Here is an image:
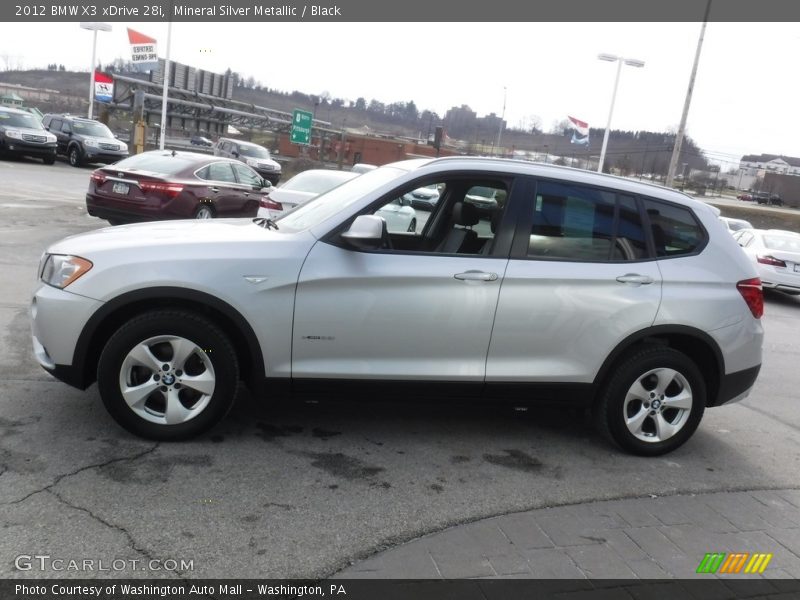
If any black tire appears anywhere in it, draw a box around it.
[43,155,56,165]
[407,218,417,233]
[68,146,83,167]
[594,345,706,456]
[97,310,239,440]
[194,204,215,219]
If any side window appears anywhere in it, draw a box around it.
[737,231,754,247]
[641,198,705,257]
[367,178,508,254]
[232,163,262,187]
[202,162,237,183]
[61,121,71,133]
[49,119,62,131]
[528,182,647,262]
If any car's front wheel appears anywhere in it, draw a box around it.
[97,310,239,440]
[595,345,705,456]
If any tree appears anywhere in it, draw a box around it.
[354,97,366,111]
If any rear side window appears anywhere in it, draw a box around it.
[641,198,705,257]
[528,181,647,262]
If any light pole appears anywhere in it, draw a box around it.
[596,53,644,173]
[494,86,507,157]
[80,22,112,120]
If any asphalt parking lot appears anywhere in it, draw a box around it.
[1,158,799,580]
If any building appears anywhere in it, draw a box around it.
[739,154,800,177]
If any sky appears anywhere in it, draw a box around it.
[0,21,797,169]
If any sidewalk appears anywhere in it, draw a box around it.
[336,490,800,580]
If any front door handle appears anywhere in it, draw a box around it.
[616,273,654,285]
[209,187,220,193]
[454,271,498,282]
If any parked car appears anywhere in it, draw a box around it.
[190,135,213,147]
[32,157,763,456]
[733,228,800,295]
[737,192,753,202]
[42,113,128,167]
[403,184,440,211]
[214,137,281,185]
[85,150,271,225]
[754,192,783,206]
[719,216,753,233]
[257,168,418,231]
[256,169,359,219]
[0,106,57,164]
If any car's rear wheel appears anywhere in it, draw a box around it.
[194,205,215,219]
[594,345,705,456]
[97,310,239,440]
[68,146,83,167]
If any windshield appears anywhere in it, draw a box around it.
[282,171,356,194]
[763,234,800,253]
[0,112,44,129]
[72,120,114,138]
[238,144,270,159]
[110,153,197,176]
[278,167,407,232]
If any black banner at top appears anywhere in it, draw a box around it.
[3,0,800,22]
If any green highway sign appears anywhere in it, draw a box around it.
[291,109,313,145]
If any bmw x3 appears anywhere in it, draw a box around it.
[30,157,764,455]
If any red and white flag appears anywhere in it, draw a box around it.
[568,115,590,145]
[128,28,159,71]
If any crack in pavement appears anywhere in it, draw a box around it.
[4,442,192,579]
[6,443,160,506]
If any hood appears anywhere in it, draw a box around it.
[244,157,281,170]
[47,218,297,256]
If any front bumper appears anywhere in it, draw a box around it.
[82,149,128,164]
[1,138,57,158]
[31,283,103,389]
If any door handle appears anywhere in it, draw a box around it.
[616,273,654,285]
[209,187,220,193]
[454,271,498,282]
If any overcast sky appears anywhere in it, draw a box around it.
[0,21,796,168]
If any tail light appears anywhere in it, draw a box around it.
[138,181,184,199]
[90,171,106,185]
[259,197,283,211]
[737,277,763,319]
[757,255,786,268]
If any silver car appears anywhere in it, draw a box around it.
[31,157,763,455]
[733,228,800,295]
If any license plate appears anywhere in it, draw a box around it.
[112,182,129,195]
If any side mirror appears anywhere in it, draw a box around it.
[232,152,239,158]
[341,215,386,250]
[260,179,272,191]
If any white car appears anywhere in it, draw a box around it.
[733,228,800,295]
[31,157,763,455]
[719,216,753,233]
[258,168,417,232]
[257,169,358,218]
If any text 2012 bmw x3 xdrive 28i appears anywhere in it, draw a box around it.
[30,158,764,455]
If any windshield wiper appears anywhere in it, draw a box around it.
[253,217,279,230]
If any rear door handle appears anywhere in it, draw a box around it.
[209,187,220,193]
[616,273,654,285]
[454,271,498,282]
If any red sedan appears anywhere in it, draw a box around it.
[86,150,272,225]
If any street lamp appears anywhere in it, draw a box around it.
[596,53,644,173]
[80,22,112,120]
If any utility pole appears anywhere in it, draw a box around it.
[666,0,712,188]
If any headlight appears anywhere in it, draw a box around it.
[40,254,93,288]
[84,138,99,148]
[246,158,258,167]
[46,134,57,144]
[4,128,22,139]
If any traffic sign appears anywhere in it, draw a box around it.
[291,109,313,145]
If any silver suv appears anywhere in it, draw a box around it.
[214,137,281,185]
[30,158,763,455]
